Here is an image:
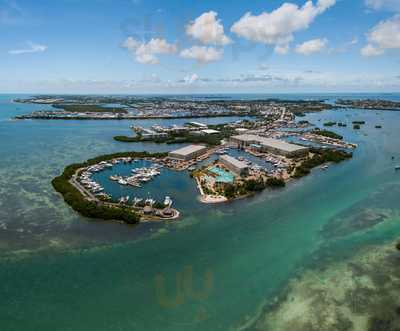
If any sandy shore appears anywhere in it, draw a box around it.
[198,195,228,204]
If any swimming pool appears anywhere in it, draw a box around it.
[209,166,235,183]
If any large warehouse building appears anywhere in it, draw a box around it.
[168,145,208,161]
[219,155,249,176]
[230,134,309,157]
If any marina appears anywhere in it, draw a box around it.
[1,93,400,331]
[71,156,180,221]
[4,0,400,329]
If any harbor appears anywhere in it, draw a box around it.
[2,93,400,331]
[73,156,180,221]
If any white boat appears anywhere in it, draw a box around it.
[118,196,130,204]
[164,196,172,206]
[145,198,155,206]
[118,179,128,185]
[133,197,143,205]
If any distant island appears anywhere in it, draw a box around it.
[336,99,400,111]
[14,95,335,120]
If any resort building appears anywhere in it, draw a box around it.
[191,129,220,136]
[168,145,208,161]
[201,129,220,135]
[230,134,309,158]
[189,121,208,129]
[219,155,249,176]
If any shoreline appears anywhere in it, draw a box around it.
[52,151,180,224]
[14,113,255,121]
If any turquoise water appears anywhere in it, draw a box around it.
[92,160,198,208]
[209,166,235,183]
[1,94,400,330]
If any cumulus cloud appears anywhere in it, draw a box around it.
[365,0,400,11]
[180,46,223,63]
[186,11,231,46]
[258,63,269,70]
[183,73,199,84]
[361,15,400,56]
[122,37,177,64]
[231,0,336,53]
[9,41,47,55]
[295,38,328,55]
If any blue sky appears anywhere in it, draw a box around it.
[1,0,399,93]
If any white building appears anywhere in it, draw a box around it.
[168,145,208,161]
[189,121,208,128]
[231,134,309,157]
[219,155,249,176]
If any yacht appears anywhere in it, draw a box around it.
[145,198,155,206]
[164,196,172,206]
[118,196,130,204]
[132,197,142,205]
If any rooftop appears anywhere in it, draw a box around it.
[201,129,220,134]
[189,121,208,128]
[219,154,249,170]
[231,134,308,153]
[169,144,207,156]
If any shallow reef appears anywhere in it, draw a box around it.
[322,183,400,239]
[252,242,400,331]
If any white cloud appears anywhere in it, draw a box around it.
[184,73,199,84]
[180,46,223,63]
[365,0,400,11]
[258,63,269,70]
[9,41,47,55]
[186,11,231,46]
[274,44,290,55]
[361,44,384,56]
[361,15,400,56]
[295,38,328,55]
[122,37,177,64]
[231,0,336,53]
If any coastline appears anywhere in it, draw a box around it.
[52,151,180,224]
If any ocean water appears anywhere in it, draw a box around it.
[0,94,400,330]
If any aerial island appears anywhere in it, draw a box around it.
[336,99,400,111]
[14,95,335,120]
[15,95,358,224]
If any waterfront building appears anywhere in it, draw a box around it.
[219,155,249,176]
[201,129,220,135]
[168,145,208,161]
[230,134,308,157]
[191,129,220,136]
[170,125,189,133]
[189,121,208,128]
[142,132,169,139]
